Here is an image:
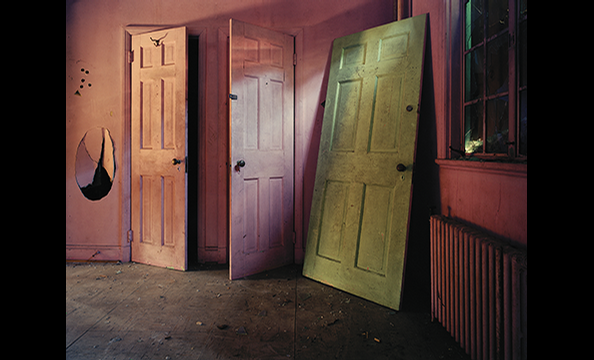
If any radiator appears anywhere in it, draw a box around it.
[430,215,527,360]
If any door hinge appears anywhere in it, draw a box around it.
[127,50,134,63]
[293,53,297,66]
[229,94,238,100]
[127,229,133,243]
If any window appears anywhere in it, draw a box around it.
[463,0,527,157]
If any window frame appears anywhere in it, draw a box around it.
[457,0,526,159]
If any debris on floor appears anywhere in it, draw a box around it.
[279,299,292,306]
[66,262,472,360]
[325,319,339,326]
[298,293,311,301]
[108,336,122,344]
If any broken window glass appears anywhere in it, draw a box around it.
[486,34,508,96]
[464,102,483,154]
[485,96,508,153]
[465,0,484,50]
[465,46,484,102]
[75,127,115,201]
[487,0,509,37]
[462,0,526,158]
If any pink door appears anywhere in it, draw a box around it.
[131,27,188,270]
[228,19,295,279]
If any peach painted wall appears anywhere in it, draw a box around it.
[411,0,527,248]
[66,0,527,264]
[66,0,396,262]
[437,161,527,247]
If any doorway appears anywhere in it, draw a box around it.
[187,35,199,268]
[128,25,298,273]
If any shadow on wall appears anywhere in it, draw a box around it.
[401,13,440,312]
[75,127,116,201]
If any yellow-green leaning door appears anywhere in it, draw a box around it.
[302,14,427,310]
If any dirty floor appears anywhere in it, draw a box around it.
[66,262,470,360]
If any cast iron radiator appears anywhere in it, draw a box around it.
[430,215,527,360]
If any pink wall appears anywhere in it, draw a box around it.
[410,0,527,248]
[66,0,526,263]
[66,0,396,262]
[437,161,527,247]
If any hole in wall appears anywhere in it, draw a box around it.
[75,127,116,201]
[74,68,91,96]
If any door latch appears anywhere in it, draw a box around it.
[235,159,246,172]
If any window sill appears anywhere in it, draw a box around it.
[435,158,527,178]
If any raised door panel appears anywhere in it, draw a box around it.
[303,15,427,310]
[131,27,187,271]
[229,19,294,279]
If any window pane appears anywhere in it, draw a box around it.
[487,0,509,37]
[465,0,484,50]
[465,46,484,102]
[486,34,508,95]
[519,20,527,87]
[486,96,508,153]
[519,90,527,156]
[464,102,483,154]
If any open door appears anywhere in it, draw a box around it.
[302,15,427,310]
[228,19,295,279]
[131,27,188,270]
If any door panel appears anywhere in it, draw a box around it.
[229,19,294,279]
[131,27,188,270]
[303,15,427,310]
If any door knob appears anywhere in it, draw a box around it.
[172,158,182,165]
[396,163,406,172]
[236,160,246,167]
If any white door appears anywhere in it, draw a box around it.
[131,27,188,270]
[228,19,295,279]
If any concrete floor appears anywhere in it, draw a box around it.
[66,262,471,360]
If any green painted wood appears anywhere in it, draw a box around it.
[302,14,427,310]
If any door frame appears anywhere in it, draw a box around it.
[123,24,304,265]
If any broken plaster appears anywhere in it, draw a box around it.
[75,127,115,201]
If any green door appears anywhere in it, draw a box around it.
[303,14,427,310]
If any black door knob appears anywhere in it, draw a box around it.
[172,158,182,165]
[237,160,246,167]
[396,163,406,172]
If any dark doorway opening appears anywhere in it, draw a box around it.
[187,35,199,268]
